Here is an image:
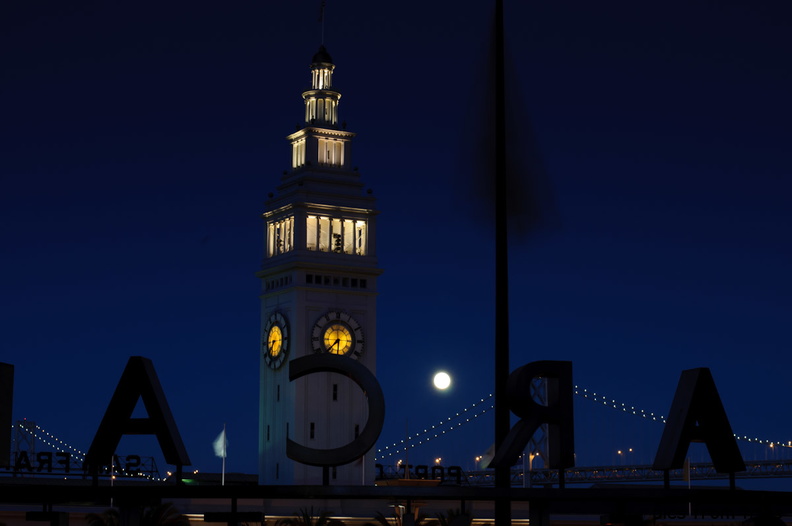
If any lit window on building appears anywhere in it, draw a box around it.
[291,138,306,168]
[267,216,294,257]
[306,215,366,255]
[318,138,343,166]
[312,67,332,90]
[305,98,338,126]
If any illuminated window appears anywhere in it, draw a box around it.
[323,97,337,123]
[291,138,305,168]
[267,216,294,257]
[306,215,367,255]
[355,220,366,255]
[304,97,338,126]
[306,99,314,122]
[312,67,333,90]
[318,138,344,166]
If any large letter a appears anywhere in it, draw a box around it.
[653,367,744,473]
[85,357,191,478]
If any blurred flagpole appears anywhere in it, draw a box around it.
[684,457,691,516]
[493,0,511,525]
[214,424,227,486]
[457,1,556,523]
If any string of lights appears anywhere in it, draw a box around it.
[574,385,667,424]
[375,394,494,461]
[574,384,792,450]
[29,423,86,460]
[14,422,87,461]
[15,422,161,481]
[377,384,792,463]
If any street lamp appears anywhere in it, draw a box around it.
[527,452,536,488]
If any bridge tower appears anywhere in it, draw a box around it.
[257,46,382,485]
[13,420,36,463]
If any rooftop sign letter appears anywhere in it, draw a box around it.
[653,367,745,473]
[487,360,575,470]
[85,356,191,478]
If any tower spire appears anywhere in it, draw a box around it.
[302,46,340,127]
[284,47,352,174]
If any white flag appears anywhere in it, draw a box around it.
[213,429,227,458]
[480,443,496,469]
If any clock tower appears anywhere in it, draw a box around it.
[258,46,382,485]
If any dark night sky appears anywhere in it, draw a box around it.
[2,1,791,479]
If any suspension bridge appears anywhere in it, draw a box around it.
[373,384,792,486]
[4,419,162,481]
[5,384,791,486]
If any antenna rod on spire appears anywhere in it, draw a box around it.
[319,0,327,45]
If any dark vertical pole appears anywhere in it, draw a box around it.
[494,1,511,525]
[0,363,13,468]
[529,502,548,526]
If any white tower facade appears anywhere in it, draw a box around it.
[258,46,382,485]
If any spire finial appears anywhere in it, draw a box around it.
[318,0,327,45]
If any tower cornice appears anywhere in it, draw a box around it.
[262,202,379,221]
[286,127,356,142]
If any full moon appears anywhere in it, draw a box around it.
[433,371,451,390]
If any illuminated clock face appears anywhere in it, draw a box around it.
[311,310,364,359]
[324,324,352,355]
[263,311,289,369]
[268,325,283,355]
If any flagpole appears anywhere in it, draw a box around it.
[685,456,691,516]
[493,1,511,525]
[110,455,114,508]
[221,423,226,487]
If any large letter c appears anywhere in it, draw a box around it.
[286,354,385,467]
